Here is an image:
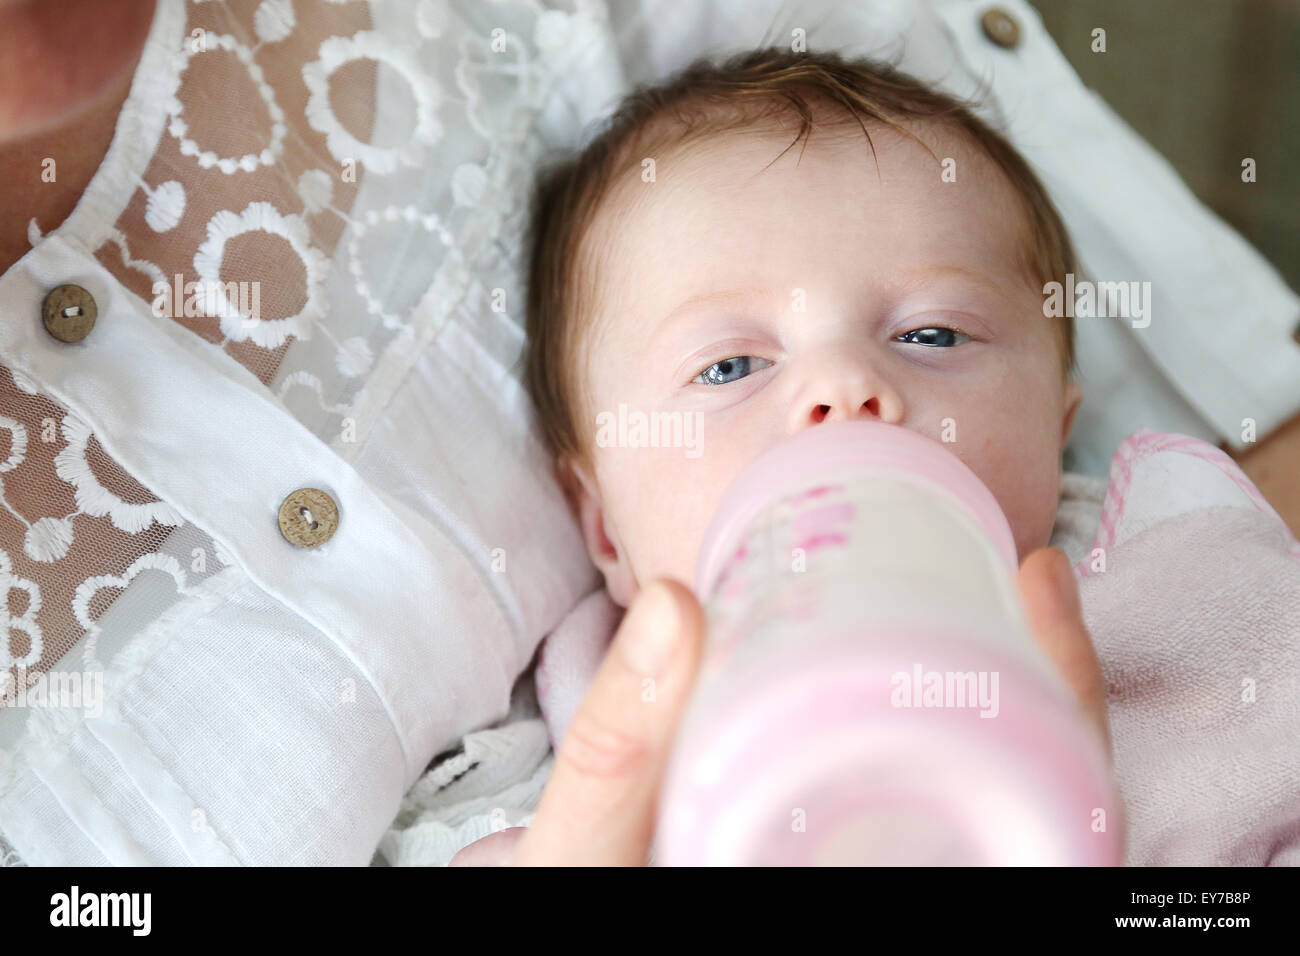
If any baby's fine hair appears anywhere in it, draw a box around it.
[523,47,1079,479]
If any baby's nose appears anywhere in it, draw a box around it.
[789,345,903,432]
[810,396,882,424]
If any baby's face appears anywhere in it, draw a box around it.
[568,119,1083,607]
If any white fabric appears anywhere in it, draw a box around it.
[2,0,1295,867]
[1049,471,1108,567]
[534,586,621,751]
[374,662,552,867]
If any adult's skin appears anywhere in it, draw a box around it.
[0,0,1292,868]
[0,0,157,274]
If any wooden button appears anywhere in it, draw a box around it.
[980,7,1021,49]
[278,487,339,548]
[42,284,98,342]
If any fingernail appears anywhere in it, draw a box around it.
[620,580,679,677]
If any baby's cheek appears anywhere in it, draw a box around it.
[1003,462,1061,560]
[959,432,1059,560]
[611,464,712,586]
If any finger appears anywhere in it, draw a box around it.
[1017,547,1112,755]
[447,827,527,867]
[509,578,706,866]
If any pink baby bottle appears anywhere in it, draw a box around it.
[652,420,1121,866]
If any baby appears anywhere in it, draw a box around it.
[525,47,1080,615]
[516,47,1300,866]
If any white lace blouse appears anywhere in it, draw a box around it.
[0,0,599,865]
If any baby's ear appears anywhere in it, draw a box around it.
[1061,378,1084,447]
[559,453,637,608]
[553,451,586,518]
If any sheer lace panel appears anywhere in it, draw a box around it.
[0,364,230,707]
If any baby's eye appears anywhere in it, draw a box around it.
[896,326,971,348]
[693,356,773,386]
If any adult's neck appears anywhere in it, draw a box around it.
[0,0,157,275]
[0,0,157,143]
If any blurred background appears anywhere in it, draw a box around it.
[1030,0,1299,293]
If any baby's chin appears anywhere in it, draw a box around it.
[1008,503,1058,566]
[965,455,1062,565]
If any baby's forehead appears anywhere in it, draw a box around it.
[588,117,1024,280]
[585,114,1027,294]
[617,109,1008,195]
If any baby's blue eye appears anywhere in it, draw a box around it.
[897,327,971,348]
[694,356,772,385]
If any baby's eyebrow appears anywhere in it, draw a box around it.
[653,267,1006,343]
[653,287,784,342]
[664,287,779,321]
[895,265,1005,300]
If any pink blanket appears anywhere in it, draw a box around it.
[1073,429,1300,864]
[534,429,1300,865]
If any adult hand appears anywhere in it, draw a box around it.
[1017,546,1125,859]
[450,578,705,866]
[1015,546,1112,755]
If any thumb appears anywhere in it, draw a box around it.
[509,578,706,866]
[1017,547,1112,756]
[447,826,527,866]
